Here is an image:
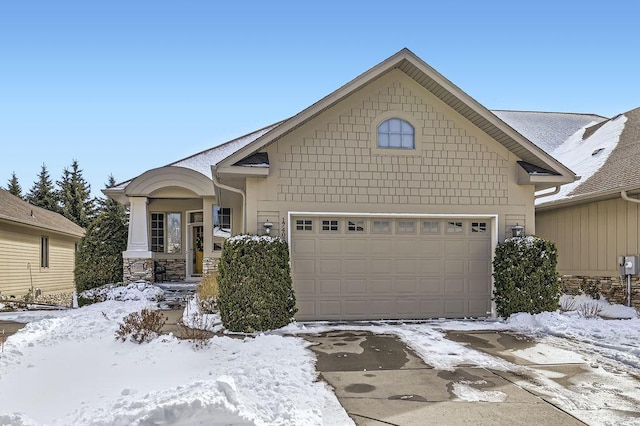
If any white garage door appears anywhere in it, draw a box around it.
[291,216,492,320]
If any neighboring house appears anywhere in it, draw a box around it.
[0,189,84,299]
[535,107,640,309]
[105,48,577,320]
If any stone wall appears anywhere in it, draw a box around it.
[561,275,640,310]
[123,258,153,282]
[154,259,186,282]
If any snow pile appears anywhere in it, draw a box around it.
[79,281,165,303]
[0,301,350,425]
[182,294,223,333]
[451,381,507,402]
[538,114,627,204]
[559,293,638,319]
[227,234,283,244]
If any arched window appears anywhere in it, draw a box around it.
[377,118,414,149]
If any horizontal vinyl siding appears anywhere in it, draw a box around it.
[0,223,77,296]
[536,198,640,277]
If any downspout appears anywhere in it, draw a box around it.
[534,186,561,199]
[212,165,246,234]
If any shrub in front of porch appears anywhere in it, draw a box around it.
[217,235,297,333]
[493,235,561,317]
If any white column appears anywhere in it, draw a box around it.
[123,196,152,258]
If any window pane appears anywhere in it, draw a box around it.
[213,206,232,250]
[397,220,415,234]
[472,222,487,233]
[372,220,390,234]
[402,134,414,148]
[401,121,414,134]
[422,221,440,234]
[348,220,365,232]
[389,133,401,147]
[378,120,389,132]
[447,221,463,233]
[378,133,389,147]
[167,213,181,254]
[151,213,165,252]
[377,118,415,149]
[389,118,401,132]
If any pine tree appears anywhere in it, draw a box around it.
[6,172,23,199]
[26,164,59,212]
[75,175,128,292]
[57,160,95,228]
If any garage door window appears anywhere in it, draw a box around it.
[347,220,365,232]
[371,220,391,234]
[446,221,464,233]
[321,219,339,232]
[296,219,313,231]
[421,220,440,234]
[471,222,487,233]
[397,220,416,234]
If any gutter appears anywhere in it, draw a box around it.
[534,186,561,200]
[211,165,246,234]
[621,190,640,205]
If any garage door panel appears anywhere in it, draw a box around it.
[419,278,444,294]
[294,279,317,295]
[445,259,466,275]
[370,258,393,274]
[395,259,419,275]
[421,259,444,275]
[291,215,492,320]
[292,238,316,256]
[394,239,421,256]
[318,279,341,294]
[319,259,342,274]
[469,239,490,256]
[344,279,367,294]
[444,277,465,294]
[369,299,394,316]
[318,239,341,254]
[370,278,392,293]
[396,278,418,293]
[420,240,444,256]
[344,259,368,275]
[344,239,369,256]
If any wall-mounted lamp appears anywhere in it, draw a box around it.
[263,220,273,235]
[511,224,524,238]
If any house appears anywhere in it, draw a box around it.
[535,107,640,309]
[0,189,84,301]
[104,48,577,320]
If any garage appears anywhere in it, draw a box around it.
[290,215,493,320]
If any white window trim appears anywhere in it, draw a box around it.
[370,111,423,156]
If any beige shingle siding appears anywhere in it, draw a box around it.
[0,222,77,296]
[274,75,510,206]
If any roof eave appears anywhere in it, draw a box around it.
[536,185,640,211]
[0,215,85,238]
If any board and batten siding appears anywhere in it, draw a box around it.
[536,197,640,276]
[0,222,77,296]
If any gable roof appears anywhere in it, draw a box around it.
[537,107,640,209]
[0,189,85,237]
[215,48,576,189]
[493,110,606,153]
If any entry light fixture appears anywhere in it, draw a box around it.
[511,224,524,238]
[263,220,273,235]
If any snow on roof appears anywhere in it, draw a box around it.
[536,114,627,204]
[492,110,607,153]
[169,122,282,176]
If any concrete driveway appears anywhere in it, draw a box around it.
[305,330,585,426]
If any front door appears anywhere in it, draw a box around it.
[193,225,203,275]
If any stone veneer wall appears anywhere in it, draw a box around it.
[203,257,220,276]
[561,275,640,311]
[154,259,186,282]
[276,79,509,205]
[123,258,153,282]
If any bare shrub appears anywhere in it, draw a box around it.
[115,309,167,343]
[197,273,219,314]
[177,314,214,350]
[559,296,577,312]
[577,301,602,319]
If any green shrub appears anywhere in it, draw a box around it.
[217,235,297,332]
[580,278,601,300]
[492,236,561,317]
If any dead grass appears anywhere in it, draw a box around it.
[197,273,219,314]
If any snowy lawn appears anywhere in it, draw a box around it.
[0,289,638,425]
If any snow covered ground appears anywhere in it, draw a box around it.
[1,287,639,425]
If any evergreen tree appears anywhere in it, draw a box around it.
[26,164,59,212]
[57,160,95,228]
[6,172,23,199]
[75,175,128,292]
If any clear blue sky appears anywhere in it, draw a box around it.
[1,0,639,198]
